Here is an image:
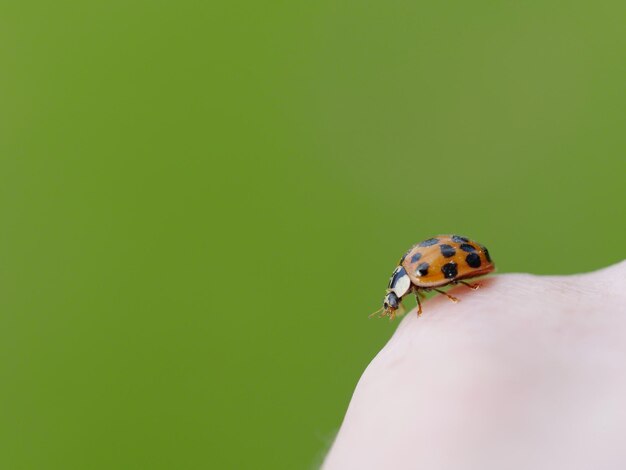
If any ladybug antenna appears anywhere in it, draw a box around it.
[369,307,384,318]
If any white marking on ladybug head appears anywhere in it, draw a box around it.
[383,292,399,311]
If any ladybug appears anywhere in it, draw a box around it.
[373,235,495,320]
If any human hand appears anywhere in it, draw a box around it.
[323,261,626,470]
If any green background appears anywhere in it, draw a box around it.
[1,0,624,468]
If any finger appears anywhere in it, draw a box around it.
[323,261,626,470]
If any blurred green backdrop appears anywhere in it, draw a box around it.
[0,0,624,468]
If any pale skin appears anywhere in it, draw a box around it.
[323,261,626,470]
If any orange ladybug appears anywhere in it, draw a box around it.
[373,235,495,319]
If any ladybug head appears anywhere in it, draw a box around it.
[370,291,403,320]
[383,291,399,315]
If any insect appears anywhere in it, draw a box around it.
[371,235,495,320]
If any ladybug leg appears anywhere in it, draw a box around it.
[412,287,425,316]
[434,288,459,303]
[397,302,406,317]
[389,309,396,321]
[413,292,423,316]
[460,280,480,290]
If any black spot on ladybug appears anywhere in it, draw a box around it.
[466,253,481,268]
[441,262,458,279]
[419,238,439,247]
[416,262,429,276]
[482,246,492,262]
[439,244,456,257]
[410,252,422,263]
[451,235,469,243]
[459,243,475,252]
